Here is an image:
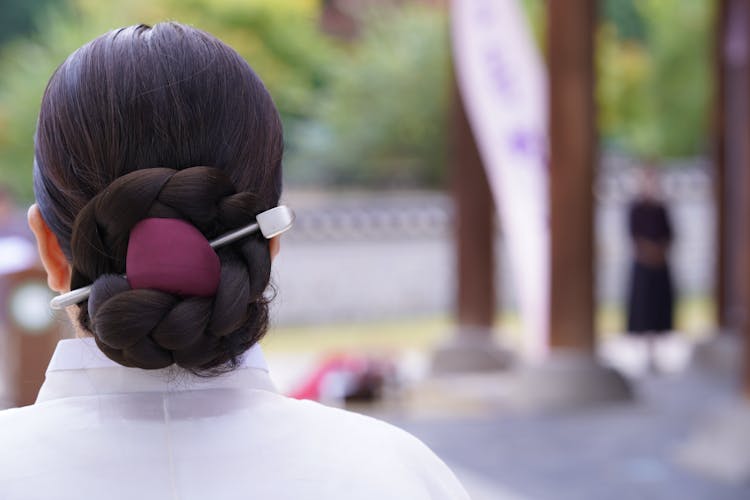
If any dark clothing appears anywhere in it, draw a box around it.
[627,261,674,333]
[626,199,675,334]
[629,200,673,244]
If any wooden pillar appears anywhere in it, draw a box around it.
[453,86,495,330]
[714,0,729,329]
[431,84,511,374]
[547,0,596,352]
[651,4,750,480]
[742,1,750,400]
[488,0,629,407]
[721,0,750,398]
[723,0,750,332]
[679,6,750,472]
[1,267,60,407]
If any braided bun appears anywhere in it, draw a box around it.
[70,166,272,372]
[33,23,284,373]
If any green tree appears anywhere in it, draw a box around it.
[0,7,109,200]
[601,0,645,42]
[0,0,67,47]
[0,0,337,198]
[0,0,455,194]
[597,0,713,160]
[288,5,450,186]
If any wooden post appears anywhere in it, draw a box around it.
[714,0,728,329]
[547,0,596,352]
[694,0,750,374]
[742,1,750,400]
[679,6,750,474]
[658,3,750,480]
[431,84,511,374]
[1,267,61,407]
[723,0,750,397]
[724,0,750,332]
[453,86,495,330]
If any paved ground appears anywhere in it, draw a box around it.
[383,369,749,500]
[262,333,749,499]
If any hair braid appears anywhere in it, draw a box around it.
[69,166,273,372]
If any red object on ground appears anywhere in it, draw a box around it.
[289,354,394,402]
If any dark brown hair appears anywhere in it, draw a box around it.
[33,23,283,372]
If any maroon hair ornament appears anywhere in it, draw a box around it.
[126,218,221,296]
[49,205,294,309]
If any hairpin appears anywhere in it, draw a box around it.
[49,205,295,310]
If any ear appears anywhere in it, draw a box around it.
[269,235,281,261]
[28,204,71,293]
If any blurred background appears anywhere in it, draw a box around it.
[0,0,748,499]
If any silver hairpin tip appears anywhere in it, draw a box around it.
[257,205,295,239]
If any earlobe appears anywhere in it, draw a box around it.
[269,236,281,261]
[28,204,71,293]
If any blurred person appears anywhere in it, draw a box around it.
[0,23,468,500]
[626,166,675,373]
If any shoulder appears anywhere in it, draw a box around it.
[0,402,76,484]
[268,396,470,498]
[0,397,95,448]
[277,396,418,447]
[272,395,415,444]
[0,403,54,441]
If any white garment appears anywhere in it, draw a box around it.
[0,338,469,500]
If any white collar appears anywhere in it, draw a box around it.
[35,338,276,404]
[46,337,269,372]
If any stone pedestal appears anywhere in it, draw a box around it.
[691,331,744,376]
[677,400,750,483]
[431,327,514,375]
[503,350,633,411]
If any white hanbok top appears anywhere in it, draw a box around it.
[0,338,469,500]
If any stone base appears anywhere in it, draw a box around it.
[677,400,750,483]
[504,350,633,411]
[691,332,743,375]
[431,328,514,375]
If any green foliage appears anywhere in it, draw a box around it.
[287,5,450,186]
[0,0,66,46]
[598,0,713,160]
[520,0,545,49]
[0,0,339,199]
[597,25,653,154]
[0,0,450,197]
[172,0,340,122]
[601,0,645,41]
[0,7,113,200]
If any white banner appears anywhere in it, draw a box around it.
[452,0,549,360]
